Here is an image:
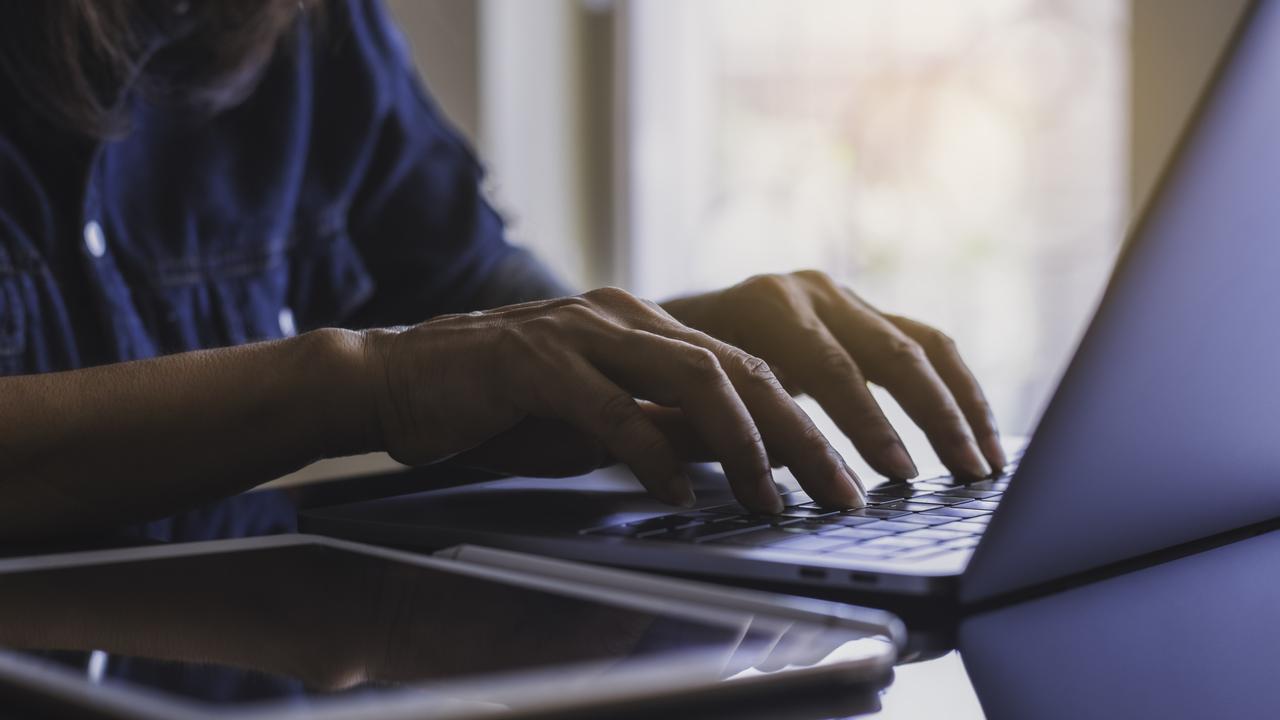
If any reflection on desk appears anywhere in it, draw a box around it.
[0,542,887,719]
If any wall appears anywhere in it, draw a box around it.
[1129,0,1250,214]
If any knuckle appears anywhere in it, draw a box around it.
[585,286,639,306]
[882,337,927,366]
[554,301,600,326]
[926,328,958,354]
[517,315,566,342]
[554,295,593,312]
[728,426,767,460]
[742,273,789,296]
[798,421,831,448]
[794,268,835,289]
[684,346,725,378]
[813,347,855,378]
[737,354,778,385]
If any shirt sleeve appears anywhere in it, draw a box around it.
[311,0,568,328]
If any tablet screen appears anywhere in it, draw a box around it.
[0,541,882,716]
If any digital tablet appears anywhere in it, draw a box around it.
[0,535,900,719]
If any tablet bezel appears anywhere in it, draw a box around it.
[0,534,898,720]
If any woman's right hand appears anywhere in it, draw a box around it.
[362,287,865,514]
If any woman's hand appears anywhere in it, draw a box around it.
[363,287,864,513]
[662,271,1005,480]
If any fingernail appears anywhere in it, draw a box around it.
[837,462,867,508]
[759,470,784,514]
[957,441,992,478]
[677,489,697,508]
[980,434,1007,474]
[668,472,697,507]
[885,443,919,479]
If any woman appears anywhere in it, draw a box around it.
[0,0,1004,542]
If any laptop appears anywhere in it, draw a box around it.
[303,0,1280,606]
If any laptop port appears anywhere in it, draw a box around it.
[849,572,880,585]
[798,566,827,580]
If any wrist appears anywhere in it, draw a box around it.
[292,327,389,459]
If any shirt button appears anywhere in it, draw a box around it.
[83,221,106,258]
[278,307,297,337]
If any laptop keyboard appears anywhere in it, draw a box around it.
[580,472,1012,564]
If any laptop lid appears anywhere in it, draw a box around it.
[962,0,1280,603]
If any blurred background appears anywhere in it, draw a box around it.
[362,0,1248,475]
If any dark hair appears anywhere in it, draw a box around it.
[0,0,314,138]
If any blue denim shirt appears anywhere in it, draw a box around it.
[0,0,564,541]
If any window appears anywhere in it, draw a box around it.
[624,0,1129,444]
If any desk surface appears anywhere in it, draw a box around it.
[2,521,1277,719]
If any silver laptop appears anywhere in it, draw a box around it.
[303,0,1280,606]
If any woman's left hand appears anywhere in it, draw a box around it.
[662,271,1005,480]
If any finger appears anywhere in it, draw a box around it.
[639,404,717,462]
[647,325,866,509]
[585,288,859,508]
[527,352,694,506]
[889,315,1007,472]
[585,330,781,514]
[819,300,991,478]
[763,318,918,480]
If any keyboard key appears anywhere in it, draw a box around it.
[942,536,981,549]
[965,515,992,524]
[712,529,810,547]
[825,526,894,540]
[675,511,737,522]
[862,535,937,550]
[777,506,842,518]
[780,492,813,506]
[946,521,989,534]
[865,485,922,499]
[626,515,701,532]
[878,500,944,513]
[714,514,802,527]
[857,520,920,533]
[767,535,855,552]
[806,514,881,528]
[954,499,1001,511]
[787,520,849,534]
[704,503,750,515]
[714,517,774,530]
[913,476,963,488]
[935,488,1002,500]
[900,527,971,540]
[911,479,962,489]
[865,496,910,506]
[844,508,910,519]
[920,506,989,519]
[648,522,765,543]
[903,494,971,506]
[892,514,960,526]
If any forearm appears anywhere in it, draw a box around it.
[0,329,375,540]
